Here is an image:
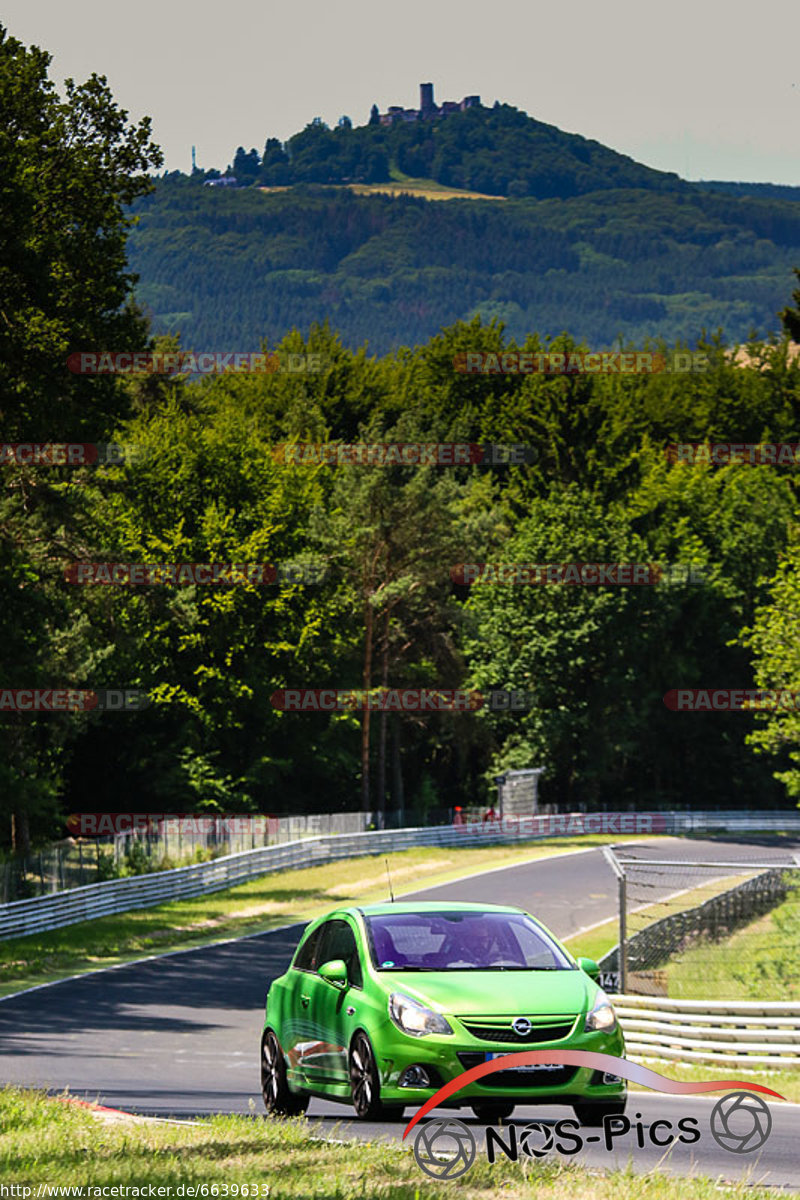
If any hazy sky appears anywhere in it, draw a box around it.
[5,0,799,183]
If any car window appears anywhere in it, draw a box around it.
[508,919,564,968]
[365,911,572,971]
[317,918,363,988]
[293,924,323,971]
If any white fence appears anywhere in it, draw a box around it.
[3,812,375,901]
[2,809,799,942]
[616,994,800,1068]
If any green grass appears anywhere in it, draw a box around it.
[666,879,800,1001]
[0,835,657,998]
[564,876,754,968]
[351,165,504,200]
[0,1085,785,1198]
[628,1060,800,1104]
[566,882,800,1091]
[564,920,620,964]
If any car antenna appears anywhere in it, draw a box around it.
[385,858,395,902]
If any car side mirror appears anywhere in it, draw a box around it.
[318,958,348,989]
[577,956,600,979]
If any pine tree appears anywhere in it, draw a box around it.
[780,267,800,341]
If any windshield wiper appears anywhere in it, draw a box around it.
[469,965,566,971]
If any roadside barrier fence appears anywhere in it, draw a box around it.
[615,994,800,1068]
[1,809,799,941]
[600,847,800,1002]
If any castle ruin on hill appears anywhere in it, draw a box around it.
[374,83,480,126]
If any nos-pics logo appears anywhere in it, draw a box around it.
[413,1093,773,1180]
[403,1052,782,1180]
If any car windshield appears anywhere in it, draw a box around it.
[365,910,574,971]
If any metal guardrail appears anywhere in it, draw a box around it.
[615,994,800,1068]
[2,808,799,942]
[0,822,531,941]
[670,813,800,834]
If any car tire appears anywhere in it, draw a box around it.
[572,1099,627,1126]
[471,1102,515,1123]
[349,1031,399,1120]
[261,1030,309,1117]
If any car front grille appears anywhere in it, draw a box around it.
[458,1015,577,1044]
[457,1051,577,1089]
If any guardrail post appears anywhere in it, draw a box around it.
[619,871,627,994]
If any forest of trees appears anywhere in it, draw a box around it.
[6,308,800,847]
[128,174,800,355]
[4,22,800,856]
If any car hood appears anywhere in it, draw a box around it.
[381,968,597,1016]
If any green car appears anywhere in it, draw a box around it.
[261,901,627,1124]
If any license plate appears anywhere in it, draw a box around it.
[485,1053,561,1072]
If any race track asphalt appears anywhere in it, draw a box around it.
[2,836,799,1188]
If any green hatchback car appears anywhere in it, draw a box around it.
[261,901,627,1123]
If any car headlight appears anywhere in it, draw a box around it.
[584,992,618,1032]
[389,993,453,1037]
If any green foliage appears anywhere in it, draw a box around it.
[781,266,800,339]
[5,22,800,839]
[0,23,162,850]
[123,840,151,876]
[740,526,800,798]
[234,101,686,197]
[127,174,800,355]
[6,312,800,829]
[96,849,121,881]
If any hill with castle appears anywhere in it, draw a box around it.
[201,83,691,200]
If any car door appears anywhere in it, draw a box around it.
[303,917,364,1085]
[281,922,325,1082]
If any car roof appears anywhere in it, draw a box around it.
[350,901,524,917]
